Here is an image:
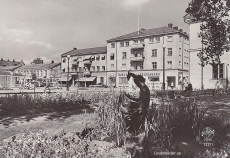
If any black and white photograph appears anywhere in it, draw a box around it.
[0,0,230,157]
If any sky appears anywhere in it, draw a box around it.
[0,0,191,64]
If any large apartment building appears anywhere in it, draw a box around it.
[60,23,189,89]
[61,46,107,87]
[106,23,189,89]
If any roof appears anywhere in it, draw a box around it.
[61,46,107,57]
[107,26,189,42]
[15,62,61,71]
[0,59,24,67]
[0,66,21,71]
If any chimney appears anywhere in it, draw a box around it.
[13,59,15,62]
[168,23,173,28]
[73,47,77,50]
[179,29,183,32]
[1,58,3,61]
[51,60,54,63]
[173,26,178,30]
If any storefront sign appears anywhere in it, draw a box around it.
[118,72,160,77]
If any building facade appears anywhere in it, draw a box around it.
[185,14,230,90]
[61,47,107,87]
[14,62,61,87]
[106,23,189,90]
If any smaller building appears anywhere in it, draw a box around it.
[0,58,24,67]
[0,66,23,88]
[14,61,61,87]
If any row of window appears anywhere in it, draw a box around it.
[111,35,187,48]
[112,36,172,48]
[152,61,172,69]
[62,55,106,63]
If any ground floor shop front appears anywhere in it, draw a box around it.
[107,69,189,90]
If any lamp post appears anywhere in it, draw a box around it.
[84,67,87,87]
[66,55,70,91]
[226,64,229,93]
[162,44,166,92]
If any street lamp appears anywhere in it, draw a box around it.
[66,55,70,91]
[162,44,166,91]
[226,64,229,93]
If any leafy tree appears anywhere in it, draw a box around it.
[31,58,44,64]
[186,0,230,65]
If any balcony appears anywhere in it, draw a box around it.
[130,43,145,49]
[72,61,79,66]
[130,56,145,62]
[83,59,92,66]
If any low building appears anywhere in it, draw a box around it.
[14,61,61,87]
[61,47,107,87]
[0,58,24,67]
[0,66,23,88]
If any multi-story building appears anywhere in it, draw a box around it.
[184,14,230,89]
[61,46,107,87]
[106,23,189,89]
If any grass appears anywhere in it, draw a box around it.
[0,90,229,157]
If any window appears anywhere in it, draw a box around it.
[62,59,66,63]
[149,38,154,43]
[101,55,105,60]
[111,43,115,48]
[167,36,173,42]
[62,68,65,73]
[96,55,100,60]
[140,63,143,69]
[179,61,181,67]
[111,64,114,69]
[110,53,114,60]
[122,52,127,59]
[120,42,124,47]
[167,61,172,69]
[102,66,105,71]
[152,62,157,69]
[91,56,95,61]
[168,48,172,56]
[122,63,126,70]
[140,39,144,43]
[125,41,129,47]
[179,48,181,56]
[133,40,138,44]
[91,66,95,71]
[213,63,224,79]
[179,36,182,42]
[152,49,157,57]
[134,66,137,70]
[100,77,104,84]
[97,66,100,71]
[155,37,160,43]
[119,77,128,84]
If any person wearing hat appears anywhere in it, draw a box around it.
[120,70,150,134]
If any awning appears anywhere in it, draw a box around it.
[59,76,72,81]
[77,76,96,82]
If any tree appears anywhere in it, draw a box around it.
[31,58,44,64]
[186,0,230,65]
